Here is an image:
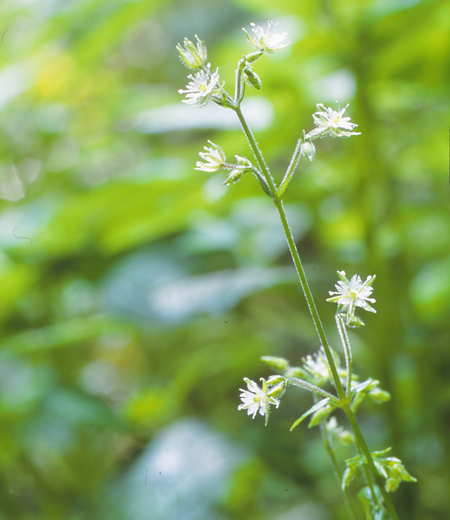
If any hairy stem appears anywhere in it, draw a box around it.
[274,198,347,402]
[234,105,276,197]
[336,314,352,399]
[344,406,400,520]
[318,418,359,520]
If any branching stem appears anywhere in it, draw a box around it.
[231,91,400,520]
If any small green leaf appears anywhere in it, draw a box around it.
[290,398,330,431]
[342,466,357,490]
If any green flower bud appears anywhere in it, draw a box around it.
[223,169,243,185]
[338,430,356,446]
[243,67,262,90]
[261,356,288,371]
[369,387,392,404]
[308,405,335,428]
[300,140,316,161]
[284,366,306,378]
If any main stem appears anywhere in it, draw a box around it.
[234,104,400,520]
[344,407,400,520]
[234,106,277,197]
[317,399,358,520]
[274,198,346,401]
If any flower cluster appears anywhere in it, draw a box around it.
[307,103,361,139]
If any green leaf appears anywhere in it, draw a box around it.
[290,398,330,431]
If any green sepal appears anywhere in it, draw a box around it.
[213,91,235,109]
[245,50,264,64]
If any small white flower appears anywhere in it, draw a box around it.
[195,141,226,172]
[303,350,330,379]
[243,21,289,54]
[178,65,222,108]
[176,35,207,70]
[327,271,376,318]
[307,103,361,139]
[238,377,280,425]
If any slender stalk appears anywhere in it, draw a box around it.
[234,105,276,197]
[344,406,400,520]
[288,377,339,402]
[277,136,303,198]
[336,314,352,399]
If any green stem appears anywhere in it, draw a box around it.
[288,377,339,403]
[276,135,304,199]
[318,418,359,520]
[234,105,276,197]
[344,406,400,520]
[274,198,346,402]
[336,314,352,399]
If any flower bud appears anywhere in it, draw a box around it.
[243,67,262,90]
[261,356,288,371]
[308,404,335,428]
[223,169,243,185]
[338,430,356,446]
[176,35,207,69]
[300,140,316,161]
[369,387,391,404]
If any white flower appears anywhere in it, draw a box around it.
[303,348,332,382]
[176,35,207,69]
[327,271,376,318]
[307,103,361,139]
[243,21,289,54]
[238,377,280,425]
[195,141,226,172]
[178,65,222,108]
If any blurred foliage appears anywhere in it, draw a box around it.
[0,0,449,519]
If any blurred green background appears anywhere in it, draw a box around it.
[0,0,449,519]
